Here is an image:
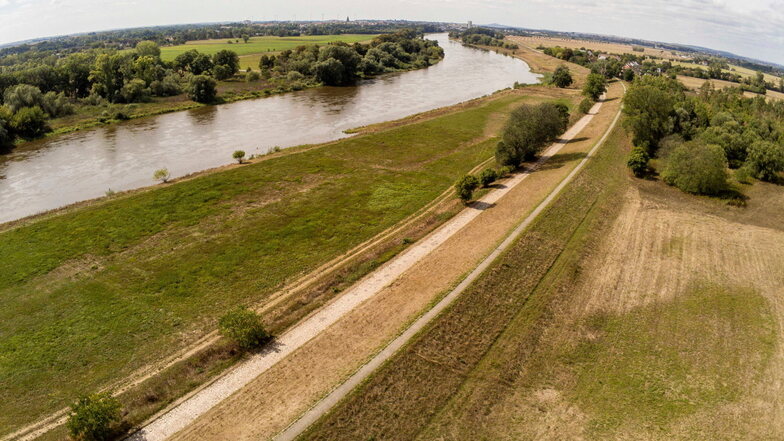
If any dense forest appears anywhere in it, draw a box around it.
[623,76,784,194]
[0,26,442,150]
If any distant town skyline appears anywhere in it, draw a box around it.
[1,0,783,65]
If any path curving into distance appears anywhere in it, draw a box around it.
[125,85,623,441]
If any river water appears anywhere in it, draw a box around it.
[0,34,539,223]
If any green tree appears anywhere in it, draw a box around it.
[582,73,607,100]
[3,84,44,112]
[746,140,784,182]
[135,40,161,58]
[622,77,679,150]
[153,168,170,183]
[551,65,573,88]
[454,174,479,203]
[496,102,568,166]
[233,150,246,163]
[187,75,217,103]
[662,142,729,195]
[120,78,149,103]
[578,97,594,114]
[213,50,240,76]
[0,106,15,147]
[622,68,635,82]
[218,307,270,351]
[66,392,122,441]
[242,34,250,44]
[212,64,233,81]
[627,145,650,177]
[10,106,49,138]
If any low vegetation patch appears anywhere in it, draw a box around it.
[569,284,775,436]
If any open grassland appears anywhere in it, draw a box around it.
[671,60,781,83]
[0,91,539,435]
[678,75,784,101]
[160,34,378,62]
[302,118,784,440]
[301,109,632,441]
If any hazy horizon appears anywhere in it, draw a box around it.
[1,0,783,66]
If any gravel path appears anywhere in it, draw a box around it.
[127,93,614,441]
[273,89,625,441]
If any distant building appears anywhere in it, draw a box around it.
[347,16,350,22]
[468,20,472,28]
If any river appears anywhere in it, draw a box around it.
[0,34,539,223]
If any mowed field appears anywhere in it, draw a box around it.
[302,121,784,440]
[0,90,531,435]
[159,34,378,71]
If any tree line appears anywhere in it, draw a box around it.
[623,76,784,195]
[449,28,519,50]
[257,30,443,86]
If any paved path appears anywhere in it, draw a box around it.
[273,87,625,441]
[127,91,616,441]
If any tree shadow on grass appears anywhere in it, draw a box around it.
[537,152,588,171]
[469,201,496,211]
[566,136,589,144]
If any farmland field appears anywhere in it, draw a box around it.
[160,34,378,64]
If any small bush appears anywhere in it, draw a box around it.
[734,166,754,184]
[10,105,49,138]
[153,168,171,183]
[578,97,594,114]
[66,392,122,441]
[627,145,650,177]
[454,174,479,203]
[219,307,270,351]
[233,150,246,163]
[187,75,217,103]
[245,71,261,82]
[662,142,729,195]
[499,165,515,177]
[478,168,498,187]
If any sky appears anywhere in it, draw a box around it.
[1,0,783,65]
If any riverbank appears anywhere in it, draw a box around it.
[0,83,579,439]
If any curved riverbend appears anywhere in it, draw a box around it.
[0,34,539,223]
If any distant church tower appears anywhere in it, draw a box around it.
[347,16,350,22]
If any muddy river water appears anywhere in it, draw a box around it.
[0,34,539,223]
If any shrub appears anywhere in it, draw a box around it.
[550,65,573,88]
[0,106,15,147]
[153,168,170,183]
[187,75,217,103]
[578,97,594,114]
[218,307,270,351]
[10,106,49,138]
[245,71,261,82]
[3,84,44,112]
[734,166,754,184]
[66,392,122,441]
[627,145,650,177]
[746,140,784,182]
[212,64,233,81]
[454,174,479,203]
[120,79,149,103]
[499,165,515,177]
[662,142,729,195]
[478,168,498,187]
[233,150,246,163]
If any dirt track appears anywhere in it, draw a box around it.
[151,82,625,441]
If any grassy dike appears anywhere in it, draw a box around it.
[300,119,632,441]
[0,89,574,434]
